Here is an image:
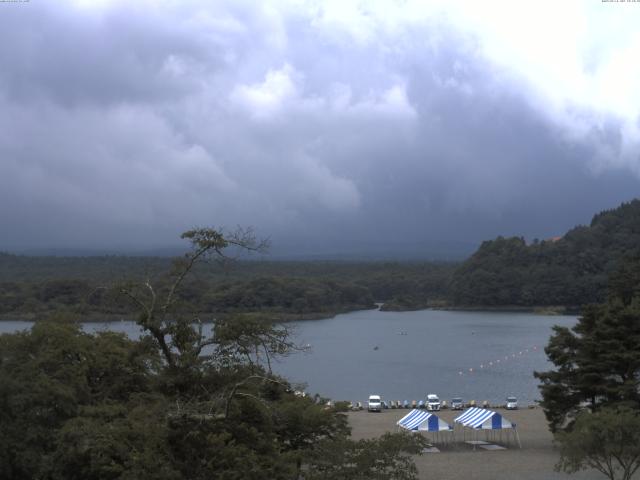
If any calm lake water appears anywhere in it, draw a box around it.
[0,309,576,405]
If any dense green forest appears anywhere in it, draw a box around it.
[451,199,640,308]
[533,257,640,479]
[0,229,426,479]
[3,199,640,319]
[0,253,454,320]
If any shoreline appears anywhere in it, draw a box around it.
[426,305,581,316]
[0,306,376,323]
[0,303,579,323]
[347,407,604,480]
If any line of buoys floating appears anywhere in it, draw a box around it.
[457,345,540,376]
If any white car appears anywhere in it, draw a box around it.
[426,394,441,411]
[368,395,382,412]
[451,397,464,410]
[506,396,518,410]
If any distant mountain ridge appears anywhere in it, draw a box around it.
[450,199,640,307]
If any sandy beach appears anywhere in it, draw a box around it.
[348,407,612,480]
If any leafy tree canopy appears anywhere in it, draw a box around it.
[452,199,640,307]
[556,406,640,480]
[0,228,425,479]
[535,257,640,432]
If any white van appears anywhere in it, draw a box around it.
[506,396,518,410]
[368,395,382,412]
[426,394,441,411]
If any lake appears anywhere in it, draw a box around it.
[275,308,576,405]
[0,308,576,405]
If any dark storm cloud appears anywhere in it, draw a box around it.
[0,6,209,106]
[0,1,638,256]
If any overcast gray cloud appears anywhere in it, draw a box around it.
[1,0,639,257]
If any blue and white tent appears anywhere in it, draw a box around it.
[398,409,451,432]
[454,407,514,429]
[397,409,453,444]
[454,407,521,448]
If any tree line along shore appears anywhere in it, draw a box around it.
[2,199,640,322]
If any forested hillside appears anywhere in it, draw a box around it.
[3,199,639,317]
[450,200,640,307]
[0,254,454,320]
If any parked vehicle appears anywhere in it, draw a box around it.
[451,397,464,410]
[368,395,382,412]
[426,394,441,411]
[506,396,518,410]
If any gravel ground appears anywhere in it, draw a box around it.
[347,407,614,480]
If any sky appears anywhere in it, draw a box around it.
[1,0,640,258]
